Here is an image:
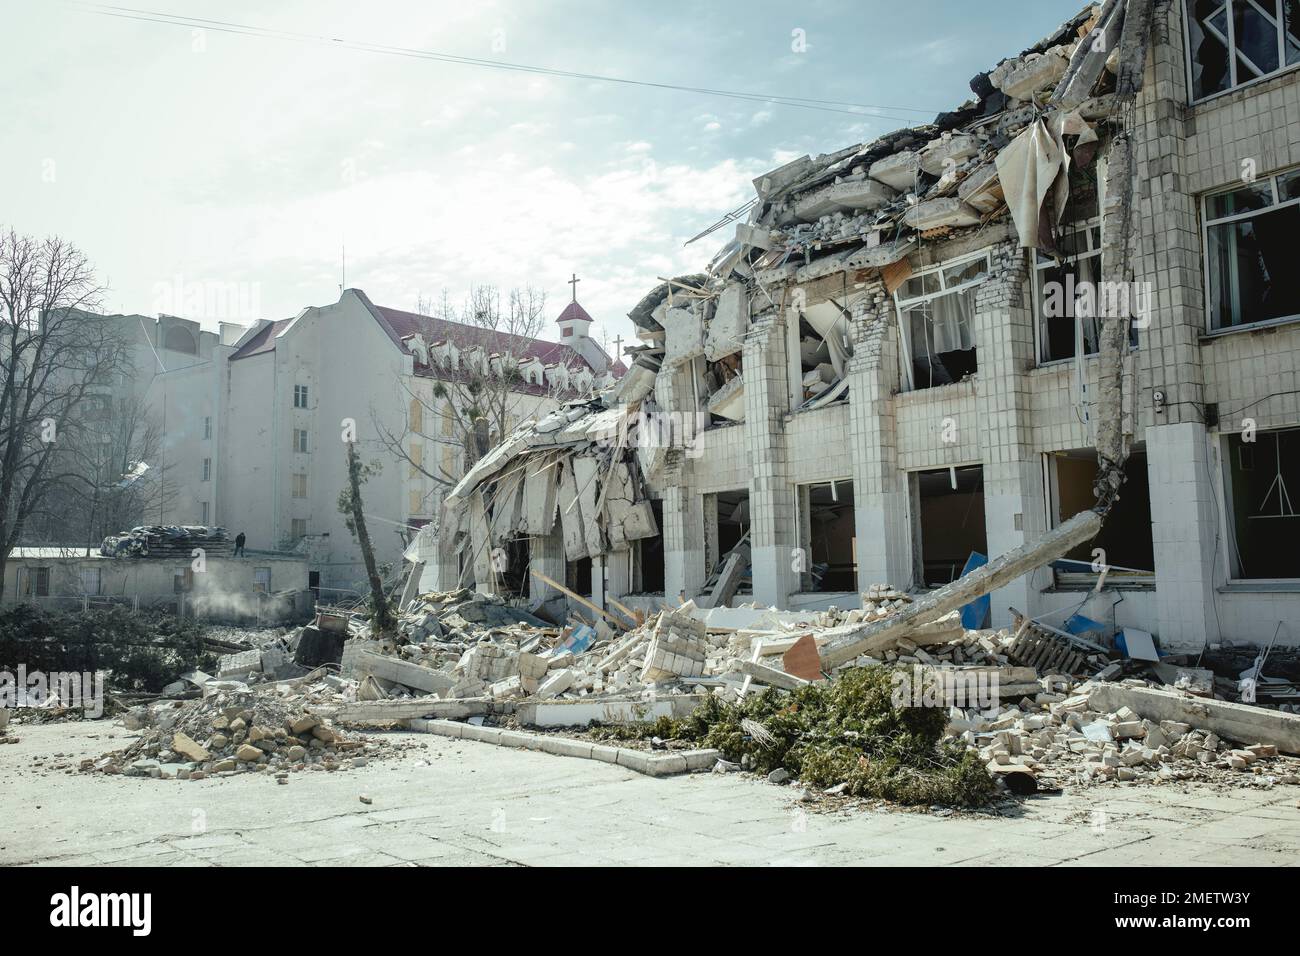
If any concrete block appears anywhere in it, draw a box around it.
[541,736,594,760]
[355,650,454,696]
[1088,684,1300,755]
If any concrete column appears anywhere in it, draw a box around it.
[600,549,632,605]
[743,310,798,607]
[1146,421,1218,652]
[662,482,705,602]
[848,294,911,592]
[973,243,1050,627]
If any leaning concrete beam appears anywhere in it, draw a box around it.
[821,509,1103,669]
[1052,0,1126,109]
[1087,683,1300,755]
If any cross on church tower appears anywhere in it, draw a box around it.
[568,272,580,303]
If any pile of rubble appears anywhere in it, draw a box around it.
[343,587,951,708]
[334,578,1300,803]
[955,683,1300,795]
[85,675,399,781]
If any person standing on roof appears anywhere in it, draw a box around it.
[234,532,246,557]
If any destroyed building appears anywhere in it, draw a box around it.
[437,0,1300,656]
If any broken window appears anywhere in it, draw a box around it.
[1224,427,1300,578]
[632,499,665,594]
[797,480,857,592]
[565,557,592,597]
[702,489,751,601]
[1204,168,1300,331]
[1046,448,1154,584]
[703,352,745,425]
[793,297,855,410]
[1185,0,1300,102]
[913,465,987,588]
[498,537,531,598]
[253,567,272,593]
[706,489,749,567]
[894,253,987,390]
[1034,222,1104,363]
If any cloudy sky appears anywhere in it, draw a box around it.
[3,0,1086,349]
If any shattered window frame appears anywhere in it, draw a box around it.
[1183,0,1300,103]
[1031,218,1105,365]
[893,250,990,391]
[1042,448,1156,588]
[1202,166,1300,333]
[1220,425,1300,580]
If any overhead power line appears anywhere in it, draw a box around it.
[64,1,942,122]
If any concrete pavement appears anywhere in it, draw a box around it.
[2,720,1298,866]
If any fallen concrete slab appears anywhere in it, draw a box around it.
[354,651,455,696]
[335,697,499,724]
[408,718,721,777]
[1087,683,1300,755]
[515,694,706,728]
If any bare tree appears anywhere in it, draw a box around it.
[373,285,586,513]
[337,443,394,635]
[0,228,130,588]
[30,395,175,550]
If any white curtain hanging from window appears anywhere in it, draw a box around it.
[910,288,976,358]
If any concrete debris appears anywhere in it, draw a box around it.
[86,677,408,780]
[956,676,1300,792]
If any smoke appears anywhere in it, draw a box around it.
[190,587,303,623]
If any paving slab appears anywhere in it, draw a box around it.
[1,720,1296,867]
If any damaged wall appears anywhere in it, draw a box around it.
[432,0,1300,651]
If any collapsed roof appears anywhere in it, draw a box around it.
[443,0,1148,582]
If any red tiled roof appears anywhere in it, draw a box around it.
[355,290,618,376]
[556,300,594,325]
[229,291,625,380]
[376,303,582,368]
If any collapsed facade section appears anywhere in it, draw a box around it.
[438,0,1300,655]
